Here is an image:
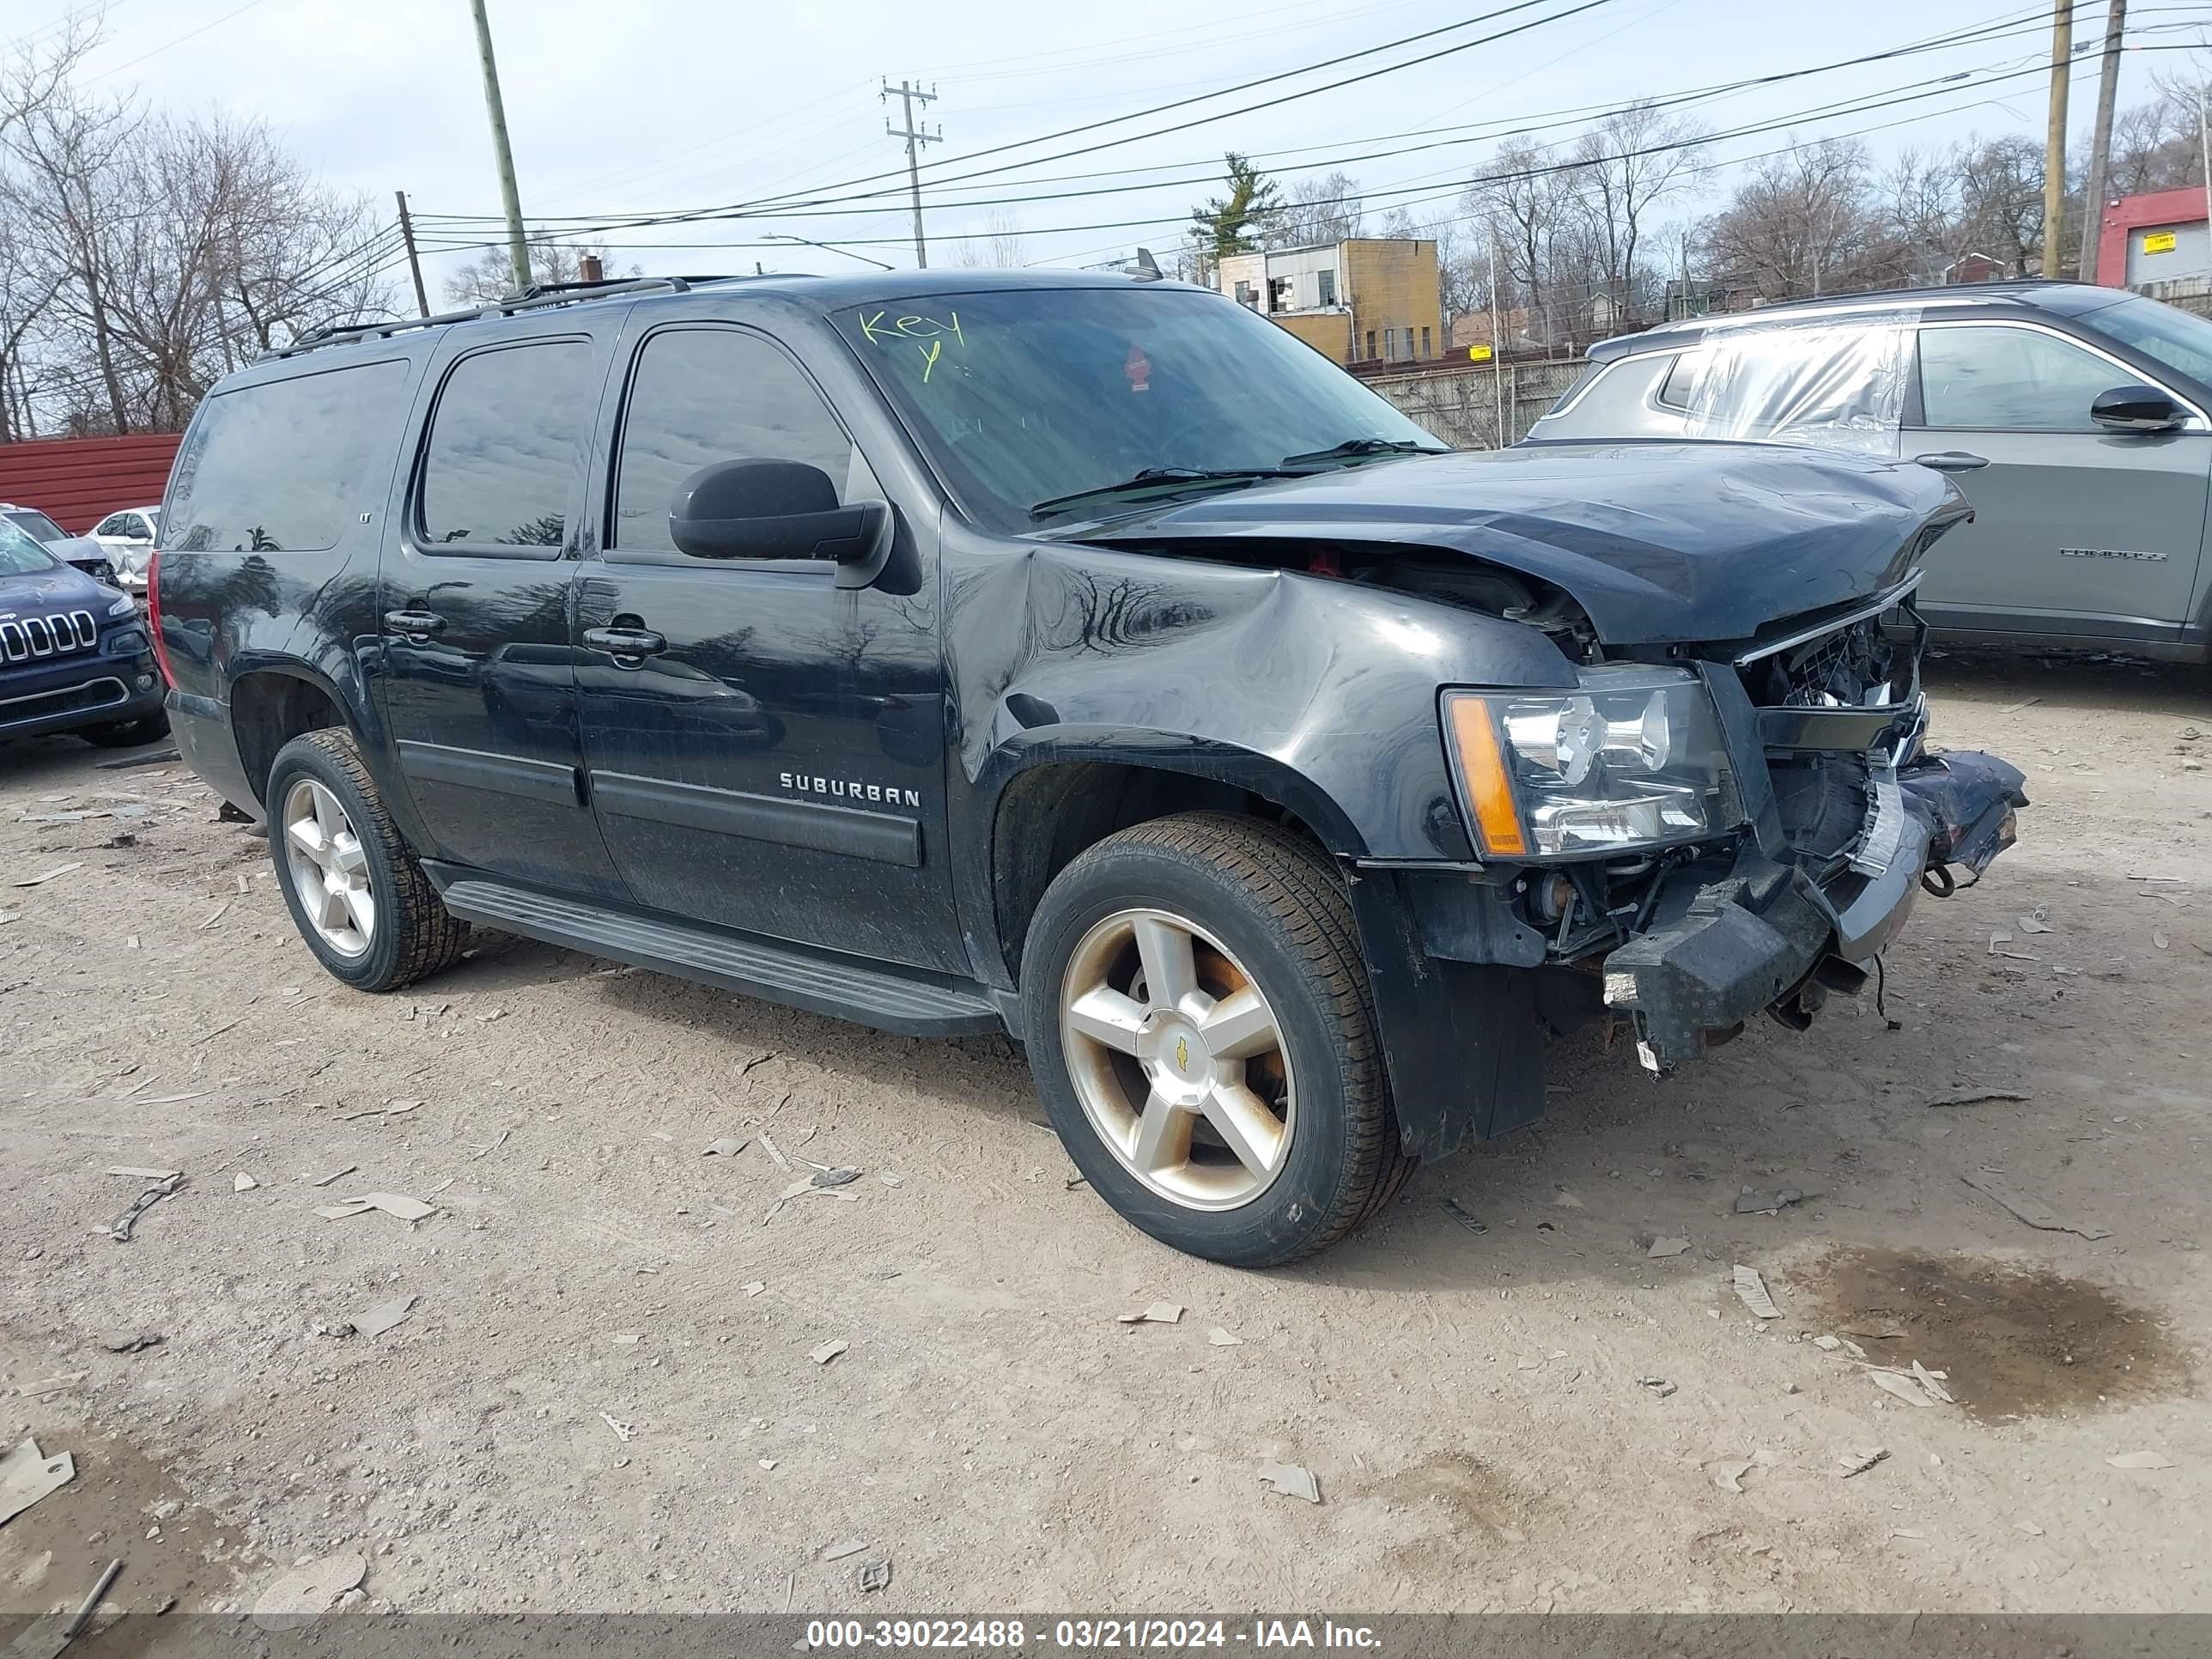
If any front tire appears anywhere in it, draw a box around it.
[264,729,468,993]
[1022,812,1413,1267]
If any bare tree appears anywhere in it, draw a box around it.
[4,71,396,435]
[1467,138,1577,344]
[1700,139,1881,301]
[951,210,1027,268]
[1262,171,1364,248]
[442,237,638,304]
[1561,103,1707,325]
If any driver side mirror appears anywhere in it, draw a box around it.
[668,459,889,568]
[2090,384,2185,434]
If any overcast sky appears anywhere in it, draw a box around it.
[24,0,2211,290]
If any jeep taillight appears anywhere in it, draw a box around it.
[146,546,175,690]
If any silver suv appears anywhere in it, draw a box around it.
[1527,281,2212,664]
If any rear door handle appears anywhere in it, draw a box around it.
[1911,451,1989,471]
[383,609,447,641]
[583,625,667,661]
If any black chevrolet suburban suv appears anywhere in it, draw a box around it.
[153,270,2025,1265]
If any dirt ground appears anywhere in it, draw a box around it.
[3,652,2209,1624]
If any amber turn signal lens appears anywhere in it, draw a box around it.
[1445,695,1528,857]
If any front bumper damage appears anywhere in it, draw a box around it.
[1601,750,2027,1068]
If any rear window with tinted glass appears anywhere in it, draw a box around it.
[166,360,410,553]
[418,341,595,550]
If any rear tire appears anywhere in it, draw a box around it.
[78,710,170,748]
[264,729,468,993]
[1022,811,1414,1267]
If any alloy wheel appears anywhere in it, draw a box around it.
[1058,907,1296,1210]
[282,777,374,958]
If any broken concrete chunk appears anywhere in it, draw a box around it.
[1646,1236,1691,1258]
[810,1167,860,1189]
[1910,1360,1955,1405]
[1731,1265,1782,1319]
[1207,1328,1242,1347]
[1812,1334,1843,1352]
[858,1558,893,1593]
[233,1173,259,1192]
[810,1339,849,1365]
[1258,1462,1322,1504]
[703,1137,750,1158]
[98,1331,161,1354]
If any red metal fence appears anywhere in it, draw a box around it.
[0,434,182,533]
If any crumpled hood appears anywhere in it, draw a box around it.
[1073,441,1967,644]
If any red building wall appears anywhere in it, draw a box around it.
[0,434,183,533]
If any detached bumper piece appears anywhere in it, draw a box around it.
[1899,750,2027,887]
[1603,748,2026,1071]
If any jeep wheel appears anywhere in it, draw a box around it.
[1023,812,1413,1267]
[265,729,468,993]
[77,710,170,748]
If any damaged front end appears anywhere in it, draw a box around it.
[1437,572,2026,1073]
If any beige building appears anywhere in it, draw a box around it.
[1217,239,1443,367]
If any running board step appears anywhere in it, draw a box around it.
[438,878,1005,1037]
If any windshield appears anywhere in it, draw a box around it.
[0,518,58,575]
[2085,295,2212,387]
[833,286,1444,530]
[5,509,69,544]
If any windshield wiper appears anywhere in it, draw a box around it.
[1279,437,1449,468]
[1029,466,1301,520]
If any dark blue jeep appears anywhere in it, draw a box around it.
[0,517,167,750]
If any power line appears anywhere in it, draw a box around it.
[407,46,2163,262]
[413,0,2154,239]
[86,0,270,82]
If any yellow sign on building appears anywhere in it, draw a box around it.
[1468,344,1494,363]
[2144,230,2179,254]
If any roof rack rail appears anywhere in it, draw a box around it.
[259,274,747,362]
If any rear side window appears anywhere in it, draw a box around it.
[612,328,861,556]
[418,341,595,550]
[166,361,409,553]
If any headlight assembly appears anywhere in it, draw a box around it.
[106,593,138,617]
[1443,666,1736,859]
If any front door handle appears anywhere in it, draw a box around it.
[1911,451,1990,471]
[383,609,447,641]
[583,624,668,662]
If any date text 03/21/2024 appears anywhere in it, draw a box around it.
[805,1620,1382,1650]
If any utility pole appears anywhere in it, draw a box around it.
[2198,86,2212,275]
[2076,0,2127,282]
[2043,0,2075,278]
[1487,232,1506,447]
[881,78,941,268]
[394,190,430,319]
[468,0,532,293]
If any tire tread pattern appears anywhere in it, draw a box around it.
[279,729,469,992]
